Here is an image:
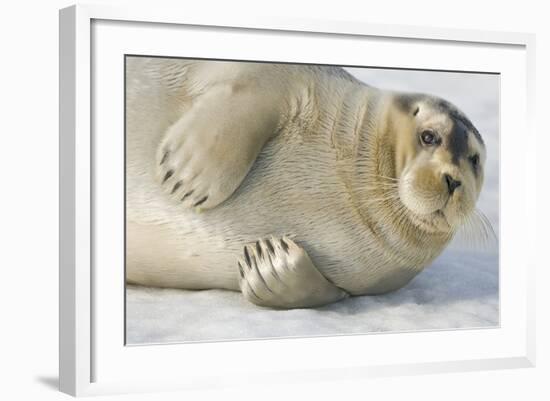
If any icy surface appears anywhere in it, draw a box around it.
[126,67,499,345]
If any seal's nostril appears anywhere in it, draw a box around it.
[444,174,461,195]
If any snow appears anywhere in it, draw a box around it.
[126,66,500,345]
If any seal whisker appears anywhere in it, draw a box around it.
[456,211,480,249]
[474,209,497,245]
[357,180,399,187]
[452,208,496,251]
[360,173,399,181]
[355,186,400,196]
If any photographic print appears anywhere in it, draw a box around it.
[125,57,499,344]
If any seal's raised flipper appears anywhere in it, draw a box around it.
[156,83,282,211]
[238,236,349,309]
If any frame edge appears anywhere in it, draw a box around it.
[62,4,537,395]
[60,4,93,396]
[524,33,537,368]
[59,5,77,396]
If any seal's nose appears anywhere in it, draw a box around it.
[444,173,461,195]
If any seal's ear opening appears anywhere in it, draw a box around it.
[394,93,422,116]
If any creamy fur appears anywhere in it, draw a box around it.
[125,57,485,303]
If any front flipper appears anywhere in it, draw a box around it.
[156,84,281,211]
[238,236,349,309]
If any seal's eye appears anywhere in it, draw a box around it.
[469,154,480,170]
[420,130,438,146]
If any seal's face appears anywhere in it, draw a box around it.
[392,96,486,232]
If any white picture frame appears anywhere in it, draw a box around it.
[59,4,536,397]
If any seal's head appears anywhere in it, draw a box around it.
[388,93,486,233]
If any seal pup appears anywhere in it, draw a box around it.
[126,57,489,309]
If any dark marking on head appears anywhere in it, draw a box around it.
[448,119,469,164]
[469,154,480,177]
[395,93,484,146]
[434,98,484,146]
[413,106,420,116]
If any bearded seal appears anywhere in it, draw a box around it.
[125,57,488,309]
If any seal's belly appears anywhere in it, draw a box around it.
[127,131,420,293]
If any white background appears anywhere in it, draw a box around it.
[0,0,547,400]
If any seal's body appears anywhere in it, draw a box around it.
[126,57,486,308]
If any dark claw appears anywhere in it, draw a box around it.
[244,246,251,267]
[280,238,290,254]
[246,282,263,302]
[269,262,285,285]
[160,151,169,165]
[255,241,263,258]
[171,181,182,194]
[252,261,273,294]
[249,247,257,266]
[265,238,275,255]
[181,190,194,201]
[238,262,244,278]
[193,196,208,207]
[162,169,174,183]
